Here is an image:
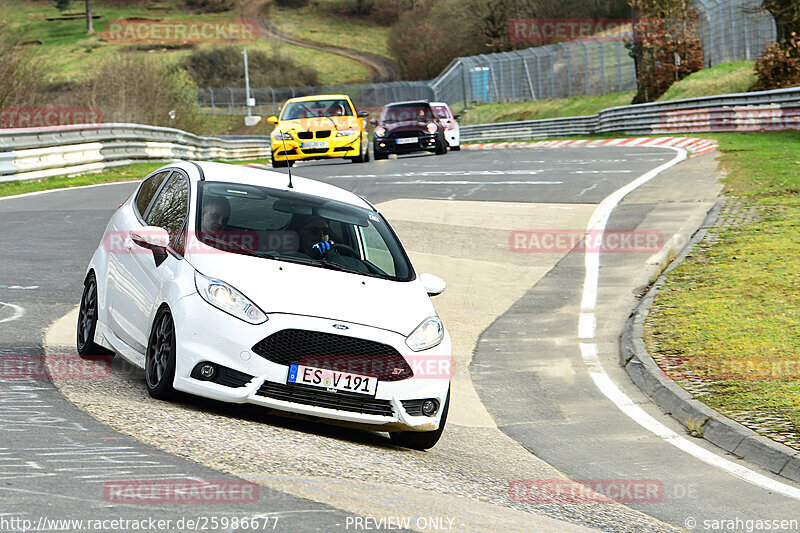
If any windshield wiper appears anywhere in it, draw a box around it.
[202,235,260,257]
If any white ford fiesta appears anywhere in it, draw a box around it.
[78,161,452,449]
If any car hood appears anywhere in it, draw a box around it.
[186,250,434,337]
[277,116,361,133]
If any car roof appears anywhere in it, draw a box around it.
[285,94,352,103]
[383,100,430,108]
[429,102,450,107]
[167,161,373,210]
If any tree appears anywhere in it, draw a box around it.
[627,0,704,102]
[0,22,45,113]
[761,0,800,42]
[54,0,93,34]
[753,1,800,89]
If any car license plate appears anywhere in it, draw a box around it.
[396,137,418,144]
[301,141,328,148]
[287,364,377,396]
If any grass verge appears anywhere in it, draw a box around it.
[458,61,758,126]
[645,131,800,448]
[0,157,272,198]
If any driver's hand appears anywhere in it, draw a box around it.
[310,240,335,258]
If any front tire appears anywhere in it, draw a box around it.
[374,150,388,160]
[145,307,177,400]
[77,273,113,358]
[351,139,368,163]
[389,389,450,450]
[450,145,461,151]
[435,137,447,155]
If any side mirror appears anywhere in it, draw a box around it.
[454,114,461,120]
[358,110,370,118]
[131,226,170,266]
[267,116,278,124]
[369,118,378,126]
[420,273,446,297]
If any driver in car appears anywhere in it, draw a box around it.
[296,215,336,258]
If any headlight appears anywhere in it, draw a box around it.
[194,271,267,325]
[426,123,437,133]
[336,128,357,137]
[273,132,292,140]
[374,126,386,137]
[406,316,444,351]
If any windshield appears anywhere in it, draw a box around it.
[195,182,413,281]
[380,105,434,124]
[280,99,354,120]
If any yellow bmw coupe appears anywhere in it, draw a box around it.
[267,94,370,168]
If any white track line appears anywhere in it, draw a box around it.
[578,148,800,500]
[0,302,25,324]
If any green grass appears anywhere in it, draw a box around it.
[645,131,800,445]
[457,92,637,126]
[271,1,392,60]
[657,61,757,101]
[0,162,164,198]
[4,0,368,85]
[0,157,273,198]
[458,61,759,126]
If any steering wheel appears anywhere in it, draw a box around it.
[334,243,357,257]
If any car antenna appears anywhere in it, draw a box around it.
[278,126,293,188]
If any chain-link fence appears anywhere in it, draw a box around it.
[694,0,776,67]
[199,82,433,115]
[200,0,776,113]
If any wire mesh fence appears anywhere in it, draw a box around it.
[694,0,776,67]
[200,0,776,114]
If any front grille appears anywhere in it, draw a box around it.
[275,148,297,156]
[333,146,351,152]
[389,130,427,139]
[316,130,331,138]
[256,381,394,417]
[296,131,313,140]
[252,329,413,381]
[300,148,329,154]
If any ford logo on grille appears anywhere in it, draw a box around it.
[332,324,349,330]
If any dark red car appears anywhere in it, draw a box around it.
[371,101,447,159]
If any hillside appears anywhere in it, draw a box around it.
[5,0,394,85]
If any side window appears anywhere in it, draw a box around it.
[135,171,169,218]
[360,224,396,277]
[145,173,189,248]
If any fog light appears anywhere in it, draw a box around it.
[199,364,215,380]
[421,399,439,416]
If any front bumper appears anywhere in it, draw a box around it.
[271,134,361,162]
[374,133,439,155]
[171,293,451,432]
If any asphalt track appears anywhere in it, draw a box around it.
[1,147,799,532]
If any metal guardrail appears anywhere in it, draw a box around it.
[0,124,270,182]
[461,87,800,142]
[2,87,799,181]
